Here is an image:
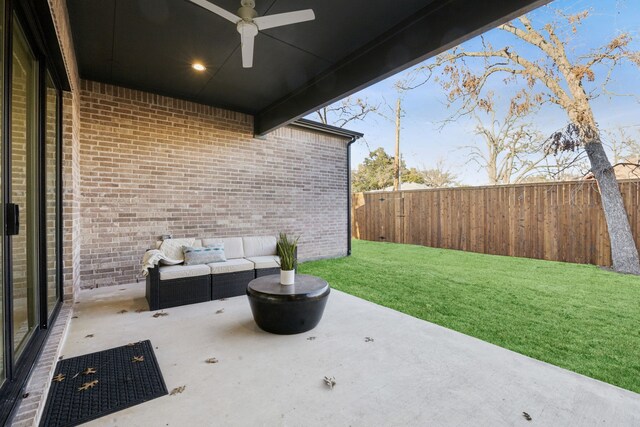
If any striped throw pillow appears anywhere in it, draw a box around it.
[183,244,226,266]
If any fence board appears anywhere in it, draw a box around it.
[352,180,640,267]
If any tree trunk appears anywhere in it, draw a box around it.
[585,141,640,274]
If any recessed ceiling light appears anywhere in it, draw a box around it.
[192,62,206,71]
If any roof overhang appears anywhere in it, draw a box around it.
[66,0,550,136]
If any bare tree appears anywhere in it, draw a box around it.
[419,160,459,187]
[603,127,640,163]
[315,96,379,128]
[537,150,590,181]
[466,92,546,184]
[405,9,640,273]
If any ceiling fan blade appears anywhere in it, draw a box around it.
[188,0,240,24]
[240,27,256,68]
[253,9,315,31]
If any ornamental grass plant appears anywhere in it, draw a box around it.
[277,232,299,271]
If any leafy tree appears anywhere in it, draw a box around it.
[405,8,640,273]
[352,147,424,192]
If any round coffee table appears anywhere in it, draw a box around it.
[246,274,330,335]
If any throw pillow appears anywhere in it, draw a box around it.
[183,244,226,266]
[159,238,195,261]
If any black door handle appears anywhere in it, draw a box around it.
[7,203,19,236]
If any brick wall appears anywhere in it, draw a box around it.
[48,0,82,299]
[78,80,349,288]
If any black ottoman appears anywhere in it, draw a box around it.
[247,274,330,335]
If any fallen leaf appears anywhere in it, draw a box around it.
[78,380,99,391]
[523,412,532,421]
[307,337,316,341]
[170,385,186,395]
[117,309,128,314]
[205,358,219,364]
[152,311,169,318]
[83,367,96,375]
[22,393,29,399]
[52,373,65,382]
[219,298,227,301]
[58,356,64,361]
[71,316,78,319]
[85,334,94,338]
[365,337,374,342]
[323,376,336,390]
[215,309,224,314]
[132,355,145,363]
[135,308,145,313]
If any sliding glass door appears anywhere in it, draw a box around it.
[10,18,38,360]
[0,3,64,420]
[0,0,4,387]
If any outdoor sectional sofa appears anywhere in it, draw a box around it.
[146,236,282,310]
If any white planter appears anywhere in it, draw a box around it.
[280,269,295,285]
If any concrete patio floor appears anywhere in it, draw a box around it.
[59,282,640,426]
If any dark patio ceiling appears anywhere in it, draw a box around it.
[67,0,548,135]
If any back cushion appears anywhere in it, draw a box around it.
[202,237,244,259]
[159,238,195,261]
[243,236,277,257]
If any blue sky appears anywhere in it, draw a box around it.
[309,0,640,184]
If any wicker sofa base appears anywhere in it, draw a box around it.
[255,267,280,278]
[146,271,211,311]
[212,270,255,300]
[146,266,260,310]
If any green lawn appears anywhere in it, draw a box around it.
[299,239,640,394]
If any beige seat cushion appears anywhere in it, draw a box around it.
[243,236,277,257]
[208,258,254,274]
[246,255,280,269]
[202,237,244,259]
[159,264,210,281]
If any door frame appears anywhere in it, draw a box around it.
[0,0,65,422]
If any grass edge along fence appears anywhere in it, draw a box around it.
[351,179,640,267]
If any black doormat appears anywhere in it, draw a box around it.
[40,340,167,427]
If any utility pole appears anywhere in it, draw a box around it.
[393,97,401,191]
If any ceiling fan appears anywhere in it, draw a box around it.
[188,0,315,68]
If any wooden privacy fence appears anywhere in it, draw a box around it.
[352,180,640,266]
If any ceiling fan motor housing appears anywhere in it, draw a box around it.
[237,21,258,36]
[238,0,257,21]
